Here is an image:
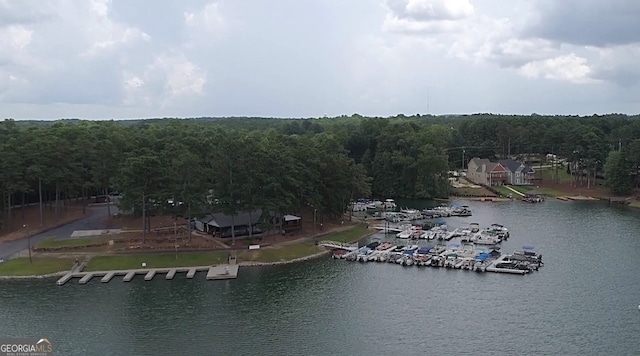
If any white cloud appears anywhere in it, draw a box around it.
[519,54,594,83]
[383,0,474,34]
[0,25,33,50]
[123,53,206,108]
[80,0,151,56]
[149,53,206,96]
[405,0,474,20]
[184,2,225,34]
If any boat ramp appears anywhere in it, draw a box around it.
[56,264,239,286]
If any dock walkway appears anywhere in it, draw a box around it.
[56,264,239,286]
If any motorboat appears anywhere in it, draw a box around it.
[486,255,531,274]
[471,231,501,245]
[469,223,480,233]
[384,199,397,210]
[396,226,420,239]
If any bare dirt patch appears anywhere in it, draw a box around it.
[0,203,89,243]
[537,180,610,198]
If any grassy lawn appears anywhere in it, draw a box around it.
[237,225,372,263]
[0,257,75,276]
[238,241,321,263]
[538,167,572,183]
[493,186,515,196]
[536,187,569,197]
[324,225,369,243]
[37,236,112,249]
[84,252,228,271]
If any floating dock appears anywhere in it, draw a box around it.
[101,272,116,283]
[78,273,95,284]
[144,270,156,281]
[55,265,239,286]
[123,271,136,282]
[206,264,239,280]
[186,268,197,279]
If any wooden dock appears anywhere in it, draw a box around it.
[55,265,234,285]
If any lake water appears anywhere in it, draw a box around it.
[1,200,640,355]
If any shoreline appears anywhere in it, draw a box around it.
[0,228,378,280]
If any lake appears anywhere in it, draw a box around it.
[1,200,640,355]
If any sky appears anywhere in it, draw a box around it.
[1,0,639,120]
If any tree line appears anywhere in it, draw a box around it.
[2,113,640,237]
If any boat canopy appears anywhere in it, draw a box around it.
[403,249,416,255]
[417,246,432,254]
[476,252,490,261]
[522,245,535,250]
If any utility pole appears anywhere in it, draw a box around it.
[462,149,465,170]
[25,225,32,264]
[313,209,317,242]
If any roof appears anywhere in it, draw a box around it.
[498,159,523,173]
[205,209,263,229]
[283,214,301,222]
[469,157,492,172]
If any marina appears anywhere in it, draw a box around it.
[332,241,542,274]
[332,221,541,275]
[353,200,473,222]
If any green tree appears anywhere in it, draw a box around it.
[604,150,633,195]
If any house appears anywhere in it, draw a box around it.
[467,157,534,186]
[466,157,509,186]
[265,212,303,233]
[498,159,535,185]
[195,209,263,238]
[281,214,302,233]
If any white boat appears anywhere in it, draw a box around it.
[384,199,397,210]
[374,223,411,233]
[486,255,530,274]
[469,223,480,233]
[396,226,421,239]
[366,200,383,210]
[350,202,368,212]
[486,223,510,239]
[398,208,422,221]
[471,231,501,245]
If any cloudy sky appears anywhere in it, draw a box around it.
[1,0,639,119]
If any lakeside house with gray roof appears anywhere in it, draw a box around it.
[467,157,535,186]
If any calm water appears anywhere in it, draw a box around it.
[1,200,640,355]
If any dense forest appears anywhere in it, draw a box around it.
[2,113,640,235]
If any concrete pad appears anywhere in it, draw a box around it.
[206,264,239,280]
[70,229,122,238]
